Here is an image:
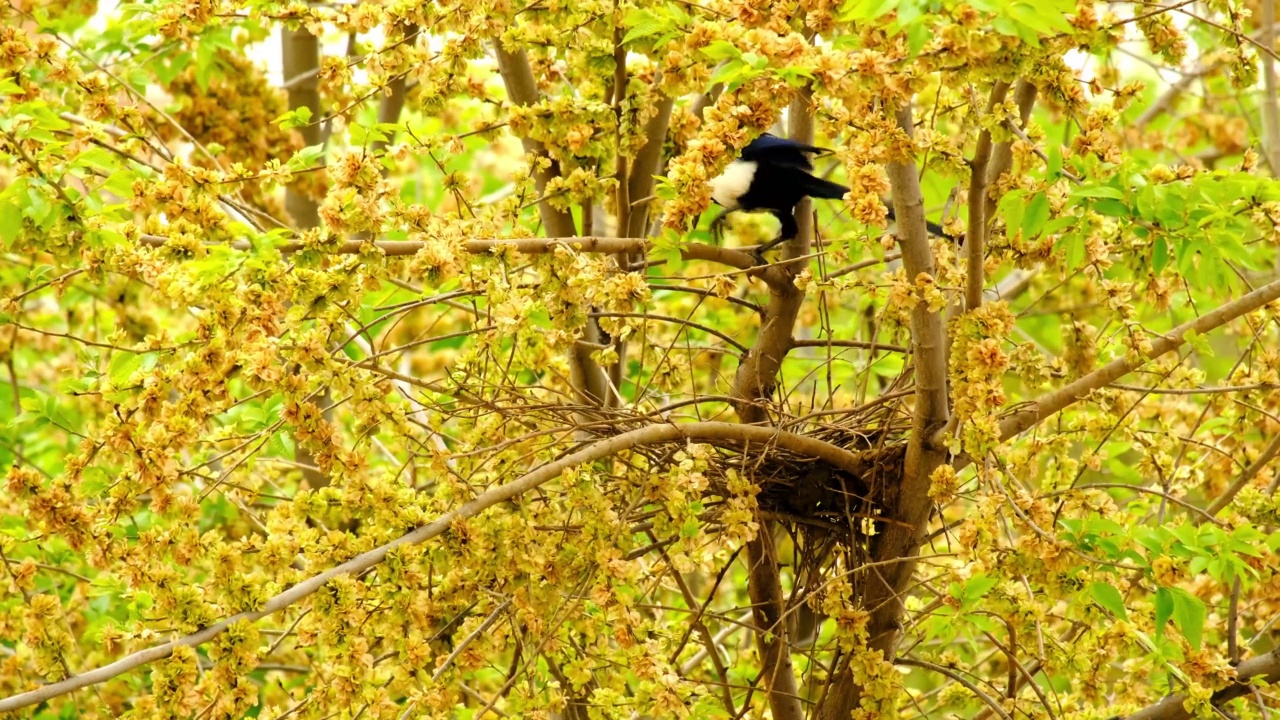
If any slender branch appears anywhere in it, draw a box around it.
[612,21,631,241]
[817,100,951,720]
[279,20,331,491]
[370,24,416,163]
[989,276,1280,446]
[282,24,321,230]
[1262,0,1280,174]
[1110,382,1278,395]
[897,658,1014,720]
[588,311,749,353]
[745,526,803,720]
[1121,649,1280,720]
[984,80,1038,220]
[725,68,818,720]
[656,540,736,715]
[1204,433,1280,516]
[492,42,576,239]
[0,421,871,714]
[493,39,606,404]
[137,232,793,291]
[965,81,1011,311]
[626,94,675,238]
[790,338,909,353]
[431,599,512,681]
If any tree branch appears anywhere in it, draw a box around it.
[135,234,790,284]
[0,421,871,713]
[983,79,1038,221]
[897,658,1014,720]
[1204,432,1280,517]
[1262,0,1280,174]
[492,42,576,239]
[1121,649,1280,720]
[626,94,674,238]
[370,24,416,162]
[965,81,1011,311]
[993,276,1280,444]
[725,76,818,720]
[817,100,951,720]
[282,24,321,230]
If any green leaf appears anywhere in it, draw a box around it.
[1058,233,1085,269]
[1072,185,1125,200]
[88,573,126,599]
[1000,189,1027,237]
[956,575,1000,609]
[107,351,157,387]
[287,144,326,171]
[1007,1,1074,34]
[1023,192,1050,237]
[701,40,741,61]
[1089,582,1127,620]
[1092,198,1129,217]
[708,60,745,87]
[868,353,904,379]
[0,195,21,246]
[274,106,313,130]
[107,352,142,387]
[1152,236,1169,273]
[623,8,668,44]
[1154,586,1173,640]
[906,22,930,56]
[897,0,923,25]
[842,0,898,21]
[1170,588,1205,649]
[992,15,1022,39]
[79,466,112,496]
[1046,144,1063,180]
[741,52,766,70]
[1188,556,1210,575]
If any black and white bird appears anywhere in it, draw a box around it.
[707,133,945,253]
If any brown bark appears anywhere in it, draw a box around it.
[1122,649,1280,720]
[725,86,818,720]
[626,95,675,238]
[493,41,612,406]
[492,43,576,239]
[282,25,321,230]
[984,80,1038,221]
[281,21,330,489]
[816,101,951,720]
[964,81,1011,311]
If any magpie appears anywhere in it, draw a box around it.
[707,133,946,254]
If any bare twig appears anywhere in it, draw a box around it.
[897,658,1014,720]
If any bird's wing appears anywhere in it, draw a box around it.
[740,133,832,170]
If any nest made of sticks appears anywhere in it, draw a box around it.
[562,391,914,574]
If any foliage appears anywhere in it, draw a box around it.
[1,0,1280,718]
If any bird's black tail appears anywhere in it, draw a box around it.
[801,174,849,201]
[885,206,949,238]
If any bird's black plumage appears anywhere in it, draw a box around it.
[708,133,946,253]
[709,133,843,243]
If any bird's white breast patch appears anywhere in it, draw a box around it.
[708,160,757,210]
